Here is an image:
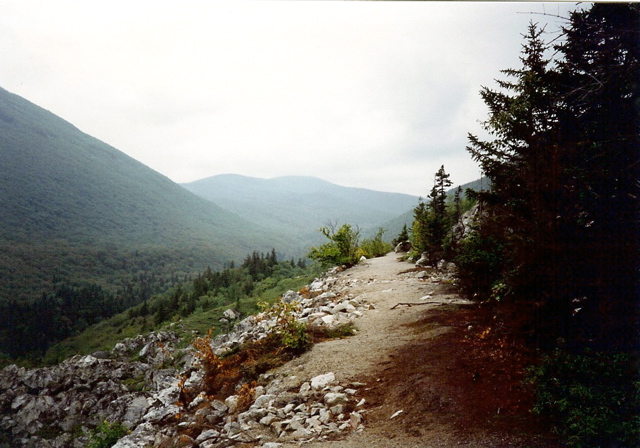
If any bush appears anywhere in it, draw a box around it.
[359,228,392,259]
[454,230,505,299]
[184,298,311,406]
[308,223,360,267]
[86,421,128,448]
[526,348,640,447]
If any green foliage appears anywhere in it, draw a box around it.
[391,224,410,247]
[526,348,640,447]
[412,165,454,264]
[308,223,361,267]
[454,230,505,299]
[0,281,138,361]
[0,85,293,313]
[258,298,310,354]
[86,421,128,448]
[460,4,639,350]
[359,228,392,259]
[40,250,318,365]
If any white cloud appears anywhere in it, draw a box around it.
[0,1,578,195]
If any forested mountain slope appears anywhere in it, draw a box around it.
[0,87,287,302]
[181,174,420,242]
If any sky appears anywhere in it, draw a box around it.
[0,1,581,196]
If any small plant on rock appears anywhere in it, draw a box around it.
[86,421,128,448]
[184,298,311,408]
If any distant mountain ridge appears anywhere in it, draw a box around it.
[181,174,420,243]
[0,87,287,301]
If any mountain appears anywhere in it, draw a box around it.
[181,174,420,243]
[0,87,287,302]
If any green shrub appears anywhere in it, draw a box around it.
[308,223,360,267]
[359,228,392,259]
[526,348,640,447]
[86,421,128,448]
[454,230,505,299]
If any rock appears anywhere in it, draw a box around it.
[321,315,335,326]
[223,308,241,320]
[252,394,275,410]
[0,264,378,448]
[416,252,430,267]
[394,241,412,253]
[309,279,325,292]
[332,301,356,314]
[324,392,348,406]
[225,395,240,414]
[123,396,151,426]
[311,373,336,390]
[195,429,220,444]
[350,411,363,429]
[282,290,301,303]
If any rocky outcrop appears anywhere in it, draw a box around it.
[0,268,372,447]
[394,241,412,253]
[452,203,480,243]
[0,331,182,448]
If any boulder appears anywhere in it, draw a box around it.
[394,241,412,253]
[311,373,336,390]
[416,252,430,267]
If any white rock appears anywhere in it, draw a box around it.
[225,395,240,414]
[195,429,220,443]
[311,372,336,390]
[332,302,356,314]
[252,394,275,410]
[350,411,363,429]
[324,392,348,406]
[321,315,335,326]
[299,382,311,396]
[319,408,331,424]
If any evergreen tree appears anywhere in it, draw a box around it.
[461,5,639,351]
[465,22,560,302]
[412,165,453,264]
[552,3,640,351]
[392,224,410,247]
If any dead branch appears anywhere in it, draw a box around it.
[390,301,443,310]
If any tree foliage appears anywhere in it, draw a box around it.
[359,228,392,259]
[456,7,639,444]
[412,165,454,265]
[459,4,639,352]
[307,223,361,267]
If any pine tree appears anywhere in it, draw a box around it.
[465,22,560,301]
[553,3,640,351]
[412,165,453,265]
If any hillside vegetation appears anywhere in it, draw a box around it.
[0,87,291,304]
[38,249,320,366]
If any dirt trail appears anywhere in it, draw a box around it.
[275,252,556,448]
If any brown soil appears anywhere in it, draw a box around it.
[277,253,560,447]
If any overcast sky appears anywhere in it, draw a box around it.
[1,1,580,196]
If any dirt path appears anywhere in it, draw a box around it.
[275,253,557,448]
